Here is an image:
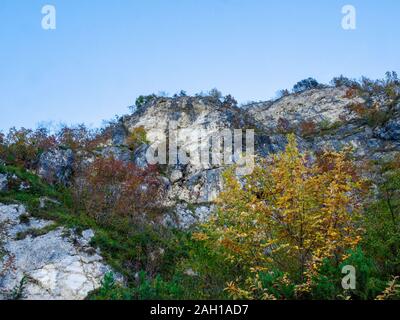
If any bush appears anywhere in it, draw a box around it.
[277,89,290,99]
[222,94,238,108]
[126,126,148,151]
[277,117,292,134]
[208,88,223,101]
[89,271,185,300]
[57,124,108,153]
[348,103,391,127]
[135,94,158,110]
[292,78,321,93]
[0,127,57,169]
[192,135,367,299]
[73,157,164,225]
[300,120,317,136]
[331,75,359,88]
[363,166,400,277]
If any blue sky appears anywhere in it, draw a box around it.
[0,0,399,131]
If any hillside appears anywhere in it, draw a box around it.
[1,75,400,300]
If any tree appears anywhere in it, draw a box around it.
[74,156,163,225]
[126,126,148,151]
[300,120,317,136]
[0,127,56,169]
[277,89,290,98]
[292,78,321,93]
[135,94,158,110]
[179,90,187,97]
[331,75,359,88]
[222,94,238,108]
[195,135,366,298]
[363,158,400,277]
[209,88,223,101]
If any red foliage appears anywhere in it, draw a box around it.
[344,88,358,99]
[0,127,57,169]
[300,120,317,136]
[348,103,368,117]
[277,117,291,133]
[74,157,164,224]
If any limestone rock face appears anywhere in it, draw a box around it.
[245,87,400,161]
[38,149,74,185]
[0,174,7,192]
[0,204,115,300]
[105,90,399,227]
[121,96,255,206]
[31,88,400,228]
[246,87,363,129]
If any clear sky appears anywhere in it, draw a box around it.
[1,0,399,131]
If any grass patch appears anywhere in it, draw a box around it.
[15,224,59,241]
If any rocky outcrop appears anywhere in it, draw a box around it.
[246,87,363,129]
[0,174,7,192]
[0,172,31,192]
[0,204,116,300]
[33,88,400,228]
[245,87,400,160]
[120,97,255,206]
[38,149,74,185]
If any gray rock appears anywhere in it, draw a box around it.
[39,197,61,209]
[117,90,400,226]
[98,146,132,163]
[0,203,117,300]
[375,118,400,140]
[0,174,7,192]
[133,144,150,168]
[38,149,74,185]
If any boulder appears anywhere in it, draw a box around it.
[38,149,74,185]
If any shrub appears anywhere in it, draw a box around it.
[74,157,163,225]
[222,94,238,108]
[173,90,187,98]
[362,166,400,277]
[277,89,290,99]
[277,117,292,134]
[292,78,321,93]
[0,127,57,169]
[376,277,400,300]
[208,88,223,101]
[135,94,158,110]
[344,88,358,99]
[300,120,317,136]
[193,135,367,299]
[348,103,391,127]
[331,75,359,88]
[126,126,148,151]
[89,271,185,300]
[57,124,103,153]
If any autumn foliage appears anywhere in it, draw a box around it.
[73,157,164,224]
[299,120,317,136]
[0,127,57,169]
[194,135,367,298]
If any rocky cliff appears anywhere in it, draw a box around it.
[2,84,399,299]
[89,87,399,226]
[32,86,400,228]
